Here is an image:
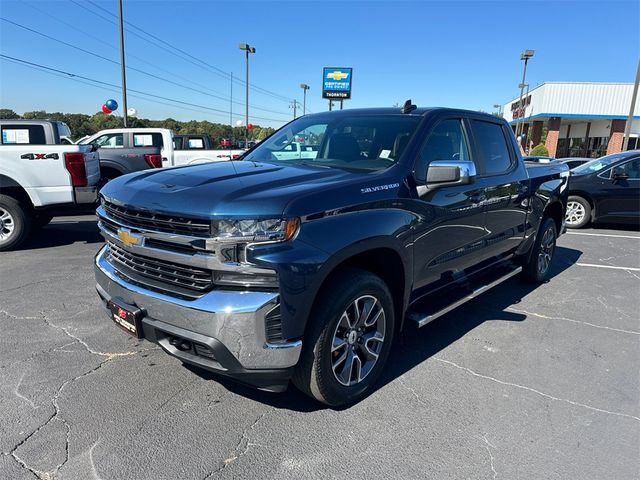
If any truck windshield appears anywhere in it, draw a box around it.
[244,114,422,171]
[572,152,631,175]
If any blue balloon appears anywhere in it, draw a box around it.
[105,99,118,111]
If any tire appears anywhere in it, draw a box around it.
[0,195,32,251]
[33,213,53,229]
[292,268,395,406]
[522,217,557,283]
[565,195,591,229]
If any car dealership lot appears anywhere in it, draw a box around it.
[0,216,638,480]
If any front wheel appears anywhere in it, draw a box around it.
[565,196,591,229]
[293,268,395,406]
[522,217,557,283]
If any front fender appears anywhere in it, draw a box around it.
[249,208,416,339]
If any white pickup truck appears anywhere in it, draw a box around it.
[79,128,245,178]
[0,119,101,250]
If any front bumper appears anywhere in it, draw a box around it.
[94,245,302,391]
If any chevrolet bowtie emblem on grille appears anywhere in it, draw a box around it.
[117,228,144,248]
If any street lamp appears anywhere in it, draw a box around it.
[516,49,534,144]
[300,83,310,115]
[239,43,255,148]
[493,104,502,117]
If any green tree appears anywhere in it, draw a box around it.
[0,109,20,119]
[529,143,549,156]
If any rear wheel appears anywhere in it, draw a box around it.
[0,195,31,251]
[565,196,591,229]
[522,217,557,283]
[293,268,395,406]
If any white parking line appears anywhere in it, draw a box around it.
[576,263,640,272]
[567,232,640,240]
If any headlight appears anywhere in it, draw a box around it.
[212,218,299,243]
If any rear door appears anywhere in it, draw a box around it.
[467,117,528,258]
[597,156,640,220]
[411,116,487,290]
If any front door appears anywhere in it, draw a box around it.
[411,117,487,292]
[598,157,640,220]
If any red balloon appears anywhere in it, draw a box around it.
[102,104,112,114]
[247,123,253,129]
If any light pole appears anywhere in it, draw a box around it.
[516,49,534,144]
[118,0,128,127]
[493,104,502,117]
[239,43,255,148]
[300,83,310,115]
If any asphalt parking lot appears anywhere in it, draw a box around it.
[1,216,638,480]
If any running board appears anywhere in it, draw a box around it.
[408,265,522,328]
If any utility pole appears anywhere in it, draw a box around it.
[290,100,297,119]
[230,72,233,127]
[118,0,128,127]
[300,83,310,115]
[623,60,640,151]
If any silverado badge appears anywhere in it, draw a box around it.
[117,228,144,248]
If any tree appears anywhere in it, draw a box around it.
[0,109,20,119]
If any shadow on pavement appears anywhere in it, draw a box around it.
[187,245,583,412]
[19,216,102,250]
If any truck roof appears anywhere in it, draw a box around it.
[310,107,498,119]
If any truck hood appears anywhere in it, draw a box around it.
[100,160,372,218]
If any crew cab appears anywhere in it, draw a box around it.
[94,105,569,406]
[0,119,100,250]
[81,129,244,179]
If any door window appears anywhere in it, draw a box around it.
[93,133,123,148]
[471,120,513,175]
[415,119,470,182]
[133,133,163,148]
[611,158,640,180]
[187,138,205,149]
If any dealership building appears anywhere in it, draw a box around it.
[501,82,640,158]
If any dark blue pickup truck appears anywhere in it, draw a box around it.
[94,104,569,406]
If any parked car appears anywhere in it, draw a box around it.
[556,157,592,170]
[94,105,569,406]
[565,150,640,228]
[0,119,100,250]
[80,128,243,179]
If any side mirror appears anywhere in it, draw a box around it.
[612,171,629,181]
[426,160,476,188]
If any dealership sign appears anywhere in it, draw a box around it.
[322,67,352,99]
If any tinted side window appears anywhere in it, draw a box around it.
[415,119,469,182]
[612,158,640,179]
[173,137,184,149]
[1,125,47,145]
[471,120,513,175]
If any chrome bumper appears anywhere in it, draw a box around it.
[94,245,301,370]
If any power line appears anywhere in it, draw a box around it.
[0,16,290,118]
[79,0,293,103]
[0,54,288,124]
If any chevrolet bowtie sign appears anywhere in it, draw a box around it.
[117,228,144,248]
[323,67,353,100]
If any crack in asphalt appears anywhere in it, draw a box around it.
[433,357,640,422]
[482,434,497,479]
[506,307,640,335]
[203,411,270,478]
[5,312,156,479]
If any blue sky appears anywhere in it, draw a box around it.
[1,0,638,128]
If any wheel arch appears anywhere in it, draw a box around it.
[0,174,34,209]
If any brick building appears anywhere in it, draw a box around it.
[501,82,640,158]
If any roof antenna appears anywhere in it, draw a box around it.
[401,99,417,114]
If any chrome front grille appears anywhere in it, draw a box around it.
[103,200,211,237]
[106,241,213,297]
